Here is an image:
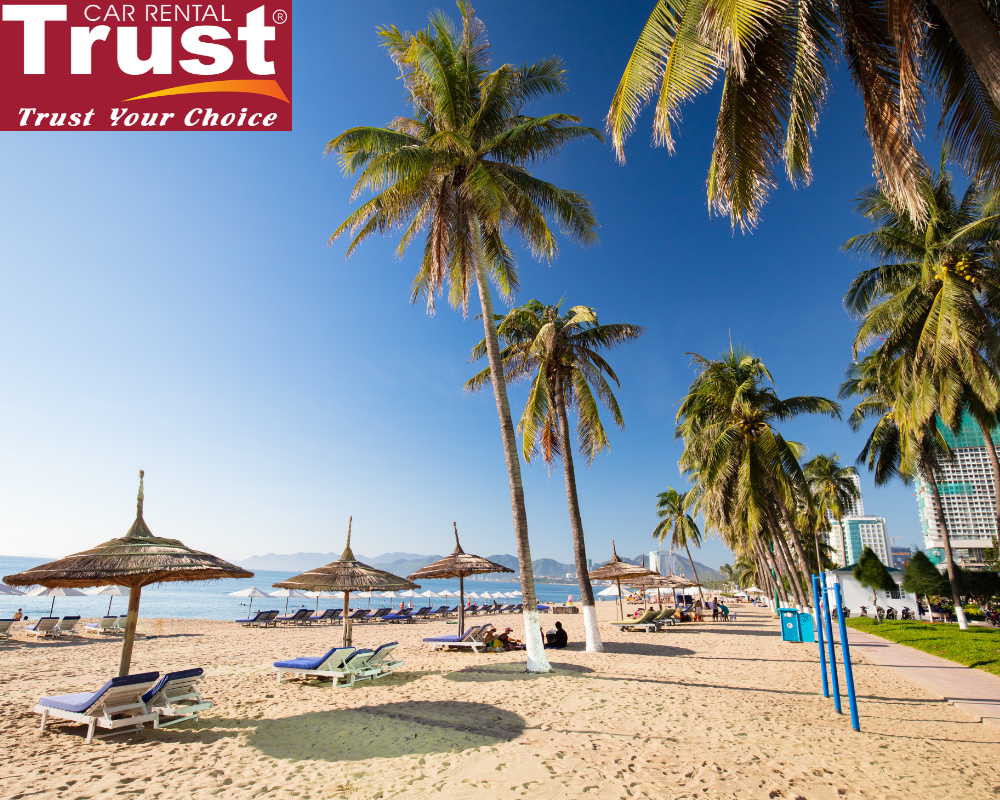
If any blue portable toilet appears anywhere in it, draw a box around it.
[798,612,815,643]
[779,608,802,642]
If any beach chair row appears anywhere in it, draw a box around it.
[609,607,685,633]
[1,615,129,639]
[273,642,404,688]
[34,669,211,744]
[236,603,523,628]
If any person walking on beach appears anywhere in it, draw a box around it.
[712,602,719,622]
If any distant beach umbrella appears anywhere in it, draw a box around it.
[25,586,86,616]
[0,584,24,596]
[407,523,514,635]
[597,584,622,596]
[229,587,273,615]
[419,590,439,598]
[587,541,654,620]
[86,585,132,616]
[437,589,459,598]
[272,517,418,647]
[4,471,252,676]
[269,588,309,614]
[305,590,339,611]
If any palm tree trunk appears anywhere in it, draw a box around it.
[926,465,970,630]
[976,418,1000,542]
[766,504,807,607]
[469,213,551,672]
[758,539,786,606]
[765,472,815,595]
[553,376,603,652]
[683,542,706,608]
[931,0,1000,111]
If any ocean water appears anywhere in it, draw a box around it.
[0,555,594,621]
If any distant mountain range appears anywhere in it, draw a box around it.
[233,550,722,583]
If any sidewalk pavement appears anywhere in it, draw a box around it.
[836,625,1000,728]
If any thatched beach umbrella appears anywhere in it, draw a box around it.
[626,571,682,608]
[272,517,418,647]
[407,522,514,636]
[587,541,655,620]
[4,471,252,676]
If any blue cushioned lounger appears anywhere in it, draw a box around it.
[273,646,356,686]
[36,672,160,743]
[423,624,488,653]
[141,668,212,727]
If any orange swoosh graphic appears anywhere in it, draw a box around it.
[125,80,289,103]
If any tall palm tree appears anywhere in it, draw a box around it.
[841,353,970,629]
[326,3,602,671]
[676,346,841,607]
[803,454,862,569]
[844,156,1000,534]
[653,487,707,606]
[466,300,645,652]
[607,0,1000,229]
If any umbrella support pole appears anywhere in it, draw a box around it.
[342,592,351,648]
[617,578,623,620]
[458,575,465,637]
[118,585,142,677]
[108,596,114,616]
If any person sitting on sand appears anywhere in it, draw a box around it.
[495,627,515,651]
[13,608,23,621]
[544,621,568,648]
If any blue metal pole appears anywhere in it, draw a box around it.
[833,583,860,731]
[821,575,841,713]
[812,575,829,698]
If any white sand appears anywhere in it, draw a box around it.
[1,604,997,799]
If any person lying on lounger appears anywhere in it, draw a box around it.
[544,621,567,649]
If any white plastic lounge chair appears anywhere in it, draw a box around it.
[57,616,81,636]
[365,642,405,676]
[141,669,212,727]
[610,610,661,632]
[85,616,123,635]
[273,647,356,686]
[35,672,160,743]
[0,619,13,639]
[25,617,60,638]
[422,624,487,653]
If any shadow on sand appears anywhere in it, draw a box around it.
[248,701,525,761]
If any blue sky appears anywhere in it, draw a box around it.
[0,1,930,567]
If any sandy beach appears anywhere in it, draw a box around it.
[1,604,997,799]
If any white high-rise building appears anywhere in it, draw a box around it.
[826,476,891,567]
[915,412,997,569]
[649,549,685,577]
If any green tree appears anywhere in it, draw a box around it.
[607,0,1000,230]
[803,454,862,569]
[676,345,841,608]
[984,537,1000,572]
[853,546,899,622]
[327,2,601,671]
[902,549,949,621]
[466,300,644,652]
[844,156,1000,536]
[653,488,707,606]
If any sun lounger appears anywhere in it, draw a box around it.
[384,609,416,623]
[308,609,338,624]
[235,611,269,627]
[365,642,405,675]
[276,608,313,625]
[57,616,81,636]
[610,609,660,632]
[359,608,391,623]
[141,668,212,727]
[35,672,160,743]
[0,619,13,639]
[423,624,488,653]
[274,646,357,687]
[25,617,60,638]
[85,616,123,635]
[345,608,369,622]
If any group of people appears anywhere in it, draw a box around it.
[629,597,732,622]
[478,621,568,651]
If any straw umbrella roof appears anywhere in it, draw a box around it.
[4,471,251,591]
[407,523,514,581]
[625,572,685,590]
[587,540,655,582]
[272,519,418,593]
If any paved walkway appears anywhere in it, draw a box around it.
[835,626,1000,728]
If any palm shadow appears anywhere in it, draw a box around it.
[442,661,598,683]
[248,701,525,761]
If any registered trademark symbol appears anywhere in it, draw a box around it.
[273,10,287,24]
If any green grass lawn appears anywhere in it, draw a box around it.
[845,617,1000,677]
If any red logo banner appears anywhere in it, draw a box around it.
[1,2,292,131]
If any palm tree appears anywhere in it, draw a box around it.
[607,0,1000,229]
[676,346,841,607]
[803,454,862,569]
[326,3,602,671]
[653,488,707,606]
[466,300,644,653]
[841,353,971,629]
[844,157,1000,534]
